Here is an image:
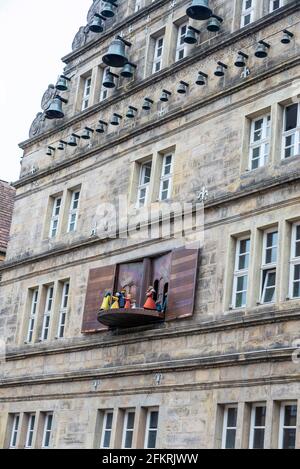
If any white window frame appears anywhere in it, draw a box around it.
[100,67,109,102]
[152,36,164,74]
[100,410,114,449]
[122,410,135,449]
[26,288,39,343]
[249,114,271,170]
[49,196,62,239]
[68,190,81,233]
[175,23,188,62]
[282,103,300,160]
[249,403,266,449]
[260,229,278,304]
[134,0,143,12]
[57,281,69,339]
[279,402,298,450]
[159,154,174,201]
[289,222,300,299]
[232,237,251,309]
[25,413,36,449]
[41,285,54,342]
[241,0,256,27]
[42,413,54,449]
[82,76,92,111]
[269,0,283,12]
[9,414,20,449]
[137,161,152,208]
[144,409,159,449]
[222,405,238,449]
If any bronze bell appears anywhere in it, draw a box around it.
[45,96,67,119]
[214,61,227,77]
[177,81,189,94]
[207,15,223,33]
[89,14,106,33]
[160,89,171,102]
[58,140,67,151]
[121,62,137,78]
[142,98,153,111]
[81,127,94,140]
[255,40,270,58]
[55,75,70,92]
[184,26,200,45]
[46,146,55,156]
[103,36,131,68]
[281,29,294,44]
[110,113,122,126]
[234,51,249,68]
[103,71,118,88]
[68,134,80,147]
[126,106,137,119]
[186,0,212,20]
[196,71,208,86]
[96,120,108,133]
[101,1,117,18]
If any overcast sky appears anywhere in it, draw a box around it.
[0,0,92,183]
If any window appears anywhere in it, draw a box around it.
[49,197,62,238]
[42,413,54,448]
[289,223,300,298]
[159,154,173,201]
[134,0,142,12]
[27,288,39,343]
[25,414,36,449]
[100,411,114,449]
[68,190,80,233]
[82,76,92,110]
[41,285,54,341]
[249,404,266,449]
[249,114,271,170]
[137,161,152,207]
[279,402,297,449]
[9,414,20,448]
[222,406,238,449]
[175,23,188,62]
[144,409,159,449]
[283,103,300,159]
[232,237,251,309]
[152,36,164,74]
[57,281,69,339]
[122,410,135,449]
[100,68,109,102]
[269,0,283,12]
[261,230,278,304]
[241,0,255,27]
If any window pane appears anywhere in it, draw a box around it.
[227,408,238,427]
[106,413,113,430]
[125,431,133,448]
[255,406,266,427]
[282,429,296,450]
[150,411,159,429]
[253,428,265,449]
[127,412,135,429]
[225,429,236,449]
[285,104,298,132]
[103,430,111,448]
[284,406,297,427]
[147,430,157,449]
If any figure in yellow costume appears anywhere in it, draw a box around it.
[100,291,112,310]
[111,293,120,309]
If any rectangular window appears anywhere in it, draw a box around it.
[269,0,283,12]
[49,197,62,238]
[100,68,109,102]
[122,410,135,449]
[152,36,164,74]
[222,406,238,449]
[82,76,92,111]
[9,414,20,449]
[68,190,80,233]
[42,413,54,448]
[137,161,152,207]
[249,404,266,449]
[159,154,173,201]
[100,411,114,449]
[134,0,142,12]
[144,409,159,449]
[241,0,255,27]
[57,281,69,339]
[41,285,54,341]
[27,288,39,343]
[290,223,300,298]
[261,230,278,304]
[283,104,300,159]
[279,402,297,449]
[232,237,251,309]
[249,114,271,170]
[175,23,188,62]
[25,413,36,449]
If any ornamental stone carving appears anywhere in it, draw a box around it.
[87,0,102,23]
[29,112,45,139]
[41,84,56,111]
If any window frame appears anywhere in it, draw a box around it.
[137,161,152,208]
[25,413,36,449]
[121,409,136,449]
[49,196,62,239]
[222,405,238,449]
[279,401,298,450]
[9,414,20,449]
[159,154,174,202]
[282,103,300,160]
[57,281,70,339]
[232,237,251,309]
[100,410,114,449]
[42,412,54,449]
[241,0,256,27]
[152,35,164,74]
[82,76,92,111]
[175,23,188,62]
[68,190,81,233]
[100,67,109,102]
[260,229,278,304]
[249,403,267,449]
[26,288,39,343]
[249,114,271,170]
[41,285,54,342]
[269,0,283,12]
[144,409,159,449]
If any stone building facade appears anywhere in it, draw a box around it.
[1,0,300,449]
[0,181,15,263]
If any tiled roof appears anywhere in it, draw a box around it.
[0,180,15,254]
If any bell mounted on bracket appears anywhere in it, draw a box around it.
[184,26,200,45]
[46,146,56,156]
[255,40,271,59]
[45,95,68,120]
[68,133,81,147]
[207,14,223,33]
[281,29,294,45]
[234,51,249,68]
[121,62,137,79]
[89,14,106,34]
[110,113,123,126]
[101,1,118,18]
[96,120,108,133]
[103,70,119,89]
[81,127,94,140]
[196,71,208,86]
[214,61,228,77]
[186,0,213,21]
[142,97,154,111]
[55,75,71,92]
[126,106,138,119]
[177,81,189,94]
[102,35,132,68]
[57,140,68,151]
[160,89,172,102]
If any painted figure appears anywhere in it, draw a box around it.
[144,286,157,310]
[111,293,120,309]
[100,291,112,311]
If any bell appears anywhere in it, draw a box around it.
[207,15,223,32]
[184,27,199,45]
[142,98,153,111]
[214,61,227,77]
[255,41,270,58]
[57,141,67,151]
[281,29,294,44]
[196,72,207,86]
[89,14,105,33]
[103,71,118,89]
[160,89,171,102]
[103,37,129,68]
[126,106,137,119]
[234,51,248,68]
[186,0,212,21]
[55,75,70,92]
[110,113,122,126]
[81,127,94,140]
[68,134,80,147]
[96,120,108,133]
[45,96,65,119]
[101,2,117,18]
[177,81,189,94]
[121,62,136,78]
[46,146,55,156]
